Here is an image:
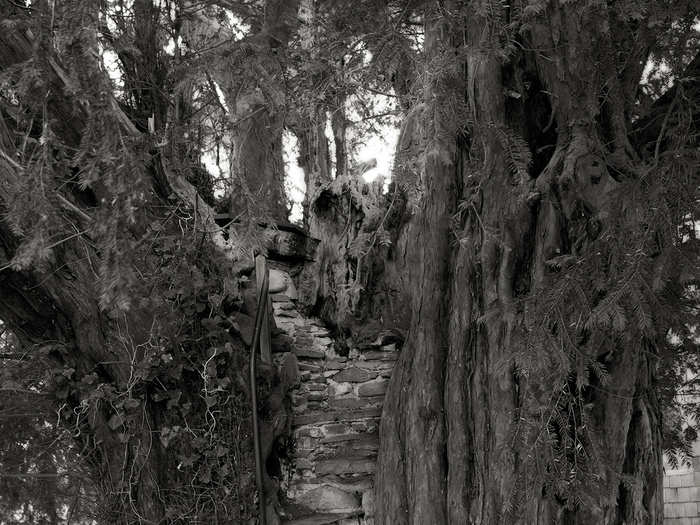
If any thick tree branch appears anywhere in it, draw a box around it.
[0,20,230,257]
[631,52,700,152]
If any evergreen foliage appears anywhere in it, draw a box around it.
[0,0,697,523]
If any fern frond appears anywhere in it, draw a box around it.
[495,125,532,180]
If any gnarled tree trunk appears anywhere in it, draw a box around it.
[375,2,688,523]
[223,0,299,222]
[0,7,254,522]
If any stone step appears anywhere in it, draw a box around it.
[271,299,391,525]
[316,457,377,475]
[329,395,384,410]
[293,408,382,427]
[320,432,378,445]
[282,511,361,525]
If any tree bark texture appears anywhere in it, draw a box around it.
[0,47,166,525]
[0,10,257,523]
[376,2,677,523]
[180,0,299,222]
[289,107,332,231]
[220,0,300,222]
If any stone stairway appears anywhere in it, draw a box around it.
[269,288,399,525]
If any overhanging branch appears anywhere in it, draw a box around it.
[0,18,232,259]
[631,52,700,152]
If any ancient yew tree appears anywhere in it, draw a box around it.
[376,2,699,524]
[0,0,698,524]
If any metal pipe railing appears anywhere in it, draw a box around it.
[250,255,270,525]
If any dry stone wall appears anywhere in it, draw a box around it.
[262,223,691,524]
[269,287,398,525]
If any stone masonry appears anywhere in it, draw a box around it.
[269,285,397,524]
[265,262,698,524]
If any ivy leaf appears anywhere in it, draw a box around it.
[179,454,196,468]
[123,398,141,410]
[199,467,211,484]
[152,391,168,402]
[108,413,124,430]
[166,390,182,410]
[208,293,222,308]
[81,373,98,385]
[160,427,172,448]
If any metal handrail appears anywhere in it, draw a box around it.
[250,255,270,525]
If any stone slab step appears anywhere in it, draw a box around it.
[282,512,361,524]
[293,408,382,427]
[316,457,377,475]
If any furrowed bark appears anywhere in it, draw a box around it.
[377,1,669,523]
[377,8,457,523]
[0,9,231,522]
[180,0,299,222]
